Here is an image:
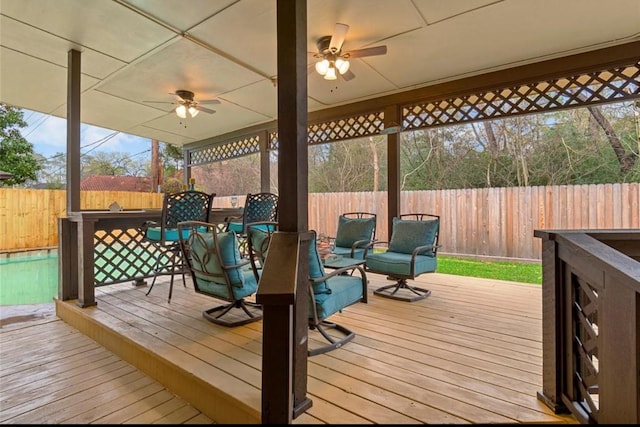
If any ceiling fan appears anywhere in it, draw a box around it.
[311,23,387,81]
[144,90,220,119]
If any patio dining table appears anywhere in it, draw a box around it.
[209,207,244,224]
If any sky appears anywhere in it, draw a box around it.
[22,109,152,163]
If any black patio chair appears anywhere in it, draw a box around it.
[226,192,279,256]
[140,190,214,302]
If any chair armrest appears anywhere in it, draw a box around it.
[310,265,368,303]
[140,220,159,232]
[350,238,376,258]
[223,215,243,231]
[222,258,251,271]
[311,264,366,282]
[411,244,440,258]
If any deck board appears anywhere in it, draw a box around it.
[1,272,577,424]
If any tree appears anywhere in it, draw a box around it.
[0,104,42,186]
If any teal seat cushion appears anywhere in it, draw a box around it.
[388,218,438,255]
[366,252,437,276]
[227,222,243,233]
[195,269,258,301]
[311,275,363,320]
[335,216,375,248]
[146,226,190,242]
[189,230,245,288]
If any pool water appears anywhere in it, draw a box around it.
[0,251,58,305]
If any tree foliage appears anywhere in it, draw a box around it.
[305,101,638,192]
[24,100,640,193]
[0,103,42,186]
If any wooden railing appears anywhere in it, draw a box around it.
[534,229,640,424]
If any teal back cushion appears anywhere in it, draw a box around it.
[248,227,271,263]
[335,216,375,248]
[388,218,438,256]
[190,230,244,286]
[308,234,331,295]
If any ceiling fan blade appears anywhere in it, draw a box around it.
[329,23,349,53]
[197,106,217,114]
[340,69,356,81]
[143,100,174,105]
[198,99,221,105]
[344,45,387,58]
[169,92,186,102]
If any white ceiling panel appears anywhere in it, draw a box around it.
[189,0,278,78]
[1,0,176,62]
[1,0,638,147]
[0,16,126,80]
[0,48,99,114]
[220,80,279,120]
[97,38,262,108]
[125,0,236,31]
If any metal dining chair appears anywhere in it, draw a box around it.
[140,190,215,302]
[225,192,278,256]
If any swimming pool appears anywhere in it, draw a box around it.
[0,250,58,305]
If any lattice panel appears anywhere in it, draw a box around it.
[403,63,640,130]
[308,112,384,145]
[189,134,261,164]
[269,131,279,151]
[93,228,158,286]
[571,273,600,420]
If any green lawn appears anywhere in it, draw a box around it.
[437,255,542,284]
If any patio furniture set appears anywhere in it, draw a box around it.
[142,189,441,356]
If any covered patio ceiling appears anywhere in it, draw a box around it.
[1,0,639,147]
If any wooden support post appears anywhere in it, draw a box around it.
[257,232,312,424]
[57,217,78,301]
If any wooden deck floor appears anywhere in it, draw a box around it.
[1,272,577,424]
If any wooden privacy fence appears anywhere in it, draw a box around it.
[0,189,163,252]
[1,183,638,260]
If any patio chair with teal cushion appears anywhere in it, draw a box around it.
[141,190,214,302]
[246,221,279,283]
[246,224,367,356]
[225,192,279,256]
[307,229,368,355]
[365,213,440,302]
[329,212,377,260]
[178,220,262,327]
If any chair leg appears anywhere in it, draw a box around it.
[146,247,182,303]
[308,320,355,356]
[373,278,432,302]
[202,300,263,327]
[145,248,163,297]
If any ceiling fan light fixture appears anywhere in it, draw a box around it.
[315,59,330,75]
[335,58,350,74]
[188,106,199,118]
[175,104,187,119]
[324,66,337,80]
